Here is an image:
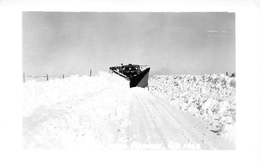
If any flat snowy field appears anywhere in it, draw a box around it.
[22,72,235,150]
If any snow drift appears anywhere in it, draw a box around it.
[23,72,132,149]
[149,74,236,144]
[23,72,129,117]
[23,71,235,149]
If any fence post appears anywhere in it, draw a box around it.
[46,74,49,81]
[90,70,92,77]
[23,72,25,83]
[226,72,228,76]
[63,74,64,79]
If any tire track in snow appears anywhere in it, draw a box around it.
[139,94,194,145]
[156,95,235,150]
[126,95,149,148]
[128,89,235,150]
[136,92,196,149]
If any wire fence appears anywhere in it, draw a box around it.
[23,70,234,83]
[23,70,93,83]
[23,73,65,82]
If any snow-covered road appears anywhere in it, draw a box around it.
[125,88,234,150]
[23,72,235,150]
[23,88,234,150]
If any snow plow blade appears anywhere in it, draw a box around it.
[109,64,150,88]
[129,68,150,88]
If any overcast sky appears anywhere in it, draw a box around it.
[22,12,235,77]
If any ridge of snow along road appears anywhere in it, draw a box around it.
[23,72,132,149]
[23,71,235,149]
[23,72,129,117]
[149,74,236,144]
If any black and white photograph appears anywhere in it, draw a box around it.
[22,12,236,150]
[0,0,259,161]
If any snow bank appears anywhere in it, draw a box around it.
[149,74,236,144]
[23,72,132,149]
[23,72,129,117]
[23,71,235,149]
